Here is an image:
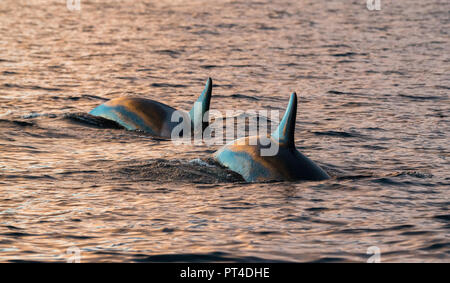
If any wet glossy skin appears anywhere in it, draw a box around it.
[214,136,330,182]
[89,78,212,138]
[214,93,330,182]
[89,97,179,138]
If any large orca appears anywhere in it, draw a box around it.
[214,92,330,182]
[89,78,212,138]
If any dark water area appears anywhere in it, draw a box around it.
[0,0,449,262]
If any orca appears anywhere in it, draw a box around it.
[89,78,212,138]
[214,92,330,182]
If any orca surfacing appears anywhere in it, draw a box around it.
[214,92,330,182]
[89,78,212,139]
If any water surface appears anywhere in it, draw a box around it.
[0,0,449,262]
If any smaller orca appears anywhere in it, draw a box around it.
[214,92,330,182]
[89,78,212,138]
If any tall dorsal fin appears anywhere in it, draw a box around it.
[189,77,212,132]
[271,92,297,147]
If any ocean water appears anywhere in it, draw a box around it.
[0,0,448,262]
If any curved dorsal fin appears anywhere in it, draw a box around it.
[271,92,297,147]
[189,77,212,132]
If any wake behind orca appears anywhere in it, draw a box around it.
[214,92,330,182]
[89,78,212,139]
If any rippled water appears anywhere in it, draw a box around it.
[0,0,449,262]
